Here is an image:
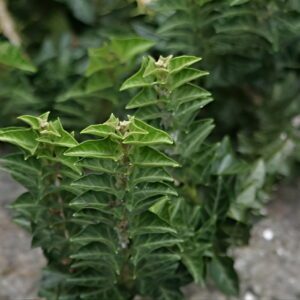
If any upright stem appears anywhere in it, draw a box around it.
[116,142,135,292]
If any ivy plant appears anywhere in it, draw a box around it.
[0,55,288,298]
[121,54,269,295]
[0,112,82,297]
[146,0,300,171]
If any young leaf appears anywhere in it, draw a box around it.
[65,139,123,161]
[210,256,239,296]
[131,147,179,167]
[0,127,39,154]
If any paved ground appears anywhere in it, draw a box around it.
[0,170,299,300]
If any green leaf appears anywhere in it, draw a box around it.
[86,72,114,93]
[210,256,239,296]
[65,0,95,24]
[170,84,211,109]
[179,119,215,157]
[133,182,178,202]
[0,127,39,154]
[10,192,39,219]
[70,191,111,212]
[131,167,173,185]
[230,0,250,6]
[110,37,154,62]
[76,158,119,174]
[135,251,181,279]
[86,47,112,76]
[158,287,184,300]
[135,105,165,121]
[126,88,160,109]
[37,118,78,147]
[120,57,153,91]
[174,99,213,127]
[81,115,122,140]
[170,68,209,90]
[70,225,118,251]
[65,139,123,161]
[124,118,173,145]
[17,112,50,130]
[131,147,179,167]
[37,149,81,174]
[130,212,177,236]
[182,252,205,284]
[248,159,266,189]
[70,244,119,270]
[134,233,182,255]
[169,56,202,73]
[0,42,36,72]
[72,174,118,196]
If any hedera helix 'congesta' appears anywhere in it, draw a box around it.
[0,111,187,298]
[0,112,81,297]
[64,114,183,299]
[0,55,267,298]
[122,55,268,295]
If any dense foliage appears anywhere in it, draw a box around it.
[0,56,273,298]
[0,0,299,299]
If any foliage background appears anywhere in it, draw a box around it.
[0,0,299,299]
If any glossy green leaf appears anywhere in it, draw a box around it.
[210,256,239,296]
[169,56,202,73]
[124,118,173,145]
[169,68,209,90]
[120,58,153,91]
[131,167,173,185]
[131,147,179,167]
[65,139,123,161]
[126,88,160,109]
[110,37,154,62]
[70,191,111,212]
[0,127,39,154]
[76,158,119,174]
[72,174,117,196]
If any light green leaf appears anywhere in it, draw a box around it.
[86,72,114,93]
[124,118,173,145]
[0,127,39,155]
[126,88,160,109]
[170,68,209,90]
[110,37,154,62]
[81,122,122,140]
[170,84,211,109]
[131,167,173,185]
[131,147,179,167]
[17,112,50,130]
[0,42,36,72]
[76,158,119,174]
[65,139,123,161]
[120,57,153,91]
[86,47,112,76]
[169,56,201,73]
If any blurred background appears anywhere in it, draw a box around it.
[0,0,299,299]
